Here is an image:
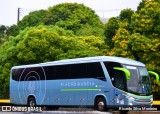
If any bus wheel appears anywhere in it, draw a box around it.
[28,97,36,107]
[96,97,106,111]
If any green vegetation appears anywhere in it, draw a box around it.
[0,1,159,99]
[105,0,160,99]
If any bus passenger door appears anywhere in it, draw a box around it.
[112,70,127,106]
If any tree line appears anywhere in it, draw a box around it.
[0,0,160,99]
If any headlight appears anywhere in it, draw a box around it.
[122,94,135,101]
[150,98,153,102]
[129,96,135,101]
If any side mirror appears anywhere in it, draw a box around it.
[113,67,130,80]
[148,71,159,83]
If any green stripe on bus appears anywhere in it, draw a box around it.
[61,88,100,92]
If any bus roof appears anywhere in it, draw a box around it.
[12,56,145,69]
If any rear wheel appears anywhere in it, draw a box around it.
[95,97,106,111]
[28,97,36,107]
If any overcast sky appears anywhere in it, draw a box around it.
[0,0,141,26]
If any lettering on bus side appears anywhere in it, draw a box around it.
[60,81,95,87]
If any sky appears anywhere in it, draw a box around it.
[0,0,141,26]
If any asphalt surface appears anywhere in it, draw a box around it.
[0,109,159,114]
[0,111,160,114]
[0,107,159,114]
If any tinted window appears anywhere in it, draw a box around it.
[12,68,24,81]
[44,62,105,80]
[44,65,70,80]
[43,66,56,80]
[12,62,105,81]
[12,67,45,81]
[87,63,106,81]
[55,65,70,79]
[70,63,86,79]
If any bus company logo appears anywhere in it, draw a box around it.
[28,81,35,93]
[61,81,95,87]
[16,67,47,105]
[2,106,11,111]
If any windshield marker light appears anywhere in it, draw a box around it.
[114,67,130,80]
[126,66,137,69]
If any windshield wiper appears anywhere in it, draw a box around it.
[136,77,151,94]
[142,76,151,94]
[136,79,142,93]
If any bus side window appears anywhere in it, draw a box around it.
[86,63,106,81]
[12,68,24,81]
[44,66,56,80]
[55,65,70,79]
[70,63,86,79]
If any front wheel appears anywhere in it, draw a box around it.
[28,97,36,107]
[120,110,128,114]
[95,97,107,111]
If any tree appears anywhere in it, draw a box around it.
[0,24,19,44]
[128,33,153,61]
[104,17,120,48]
[104,9,134,49]
[0,25,107,98]
[16,25,106,64]
[108,28,133,58]
[76,24,105,37]
[131,0,160,36]
[105,0,160,99]
[0,25,6,38]
[119,8,134,22]
[137,0,147,12]
[17,3,104,37]
[6,24,19,36]
[18,10,48,30]
[44,3,104,36]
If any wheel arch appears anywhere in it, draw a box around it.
[27,94,36,105]
[94,94,108,106]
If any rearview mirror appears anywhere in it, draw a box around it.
[148,71,159,83]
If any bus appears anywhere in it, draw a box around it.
[10,56,159,111]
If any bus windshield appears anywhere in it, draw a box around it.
[124,65,152,95]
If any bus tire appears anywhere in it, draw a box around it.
[28,97,36,107]
[95,97,106,111]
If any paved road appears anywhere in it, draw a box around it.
[0,111,111,114]
[0,110,159,114]
[0,107,159,114]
